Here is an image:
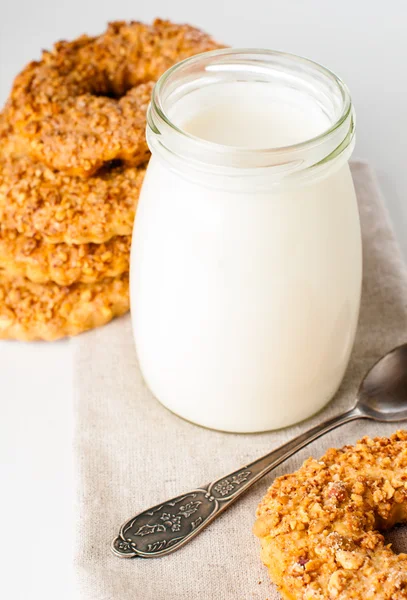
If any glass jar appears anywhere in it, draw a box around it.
[130,49,361,433]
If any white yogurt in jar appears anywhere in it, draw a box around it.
[178,81,331,148]
[131,50,361,432]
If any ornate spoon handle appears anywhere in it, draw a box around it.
[112,406,364,558]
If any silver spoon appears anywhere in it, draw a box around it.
[112,343,407,559]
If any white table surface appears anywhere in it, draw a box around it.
[0,2,406,599]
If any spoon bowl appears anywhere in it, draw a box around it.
[356,344,407,421]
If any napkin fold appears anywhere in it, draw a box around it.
[74,162,407,600]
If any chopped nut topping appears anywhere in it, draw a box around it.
[254,433,407,599]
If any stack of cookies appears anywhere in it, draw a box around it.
[0,19,221,340]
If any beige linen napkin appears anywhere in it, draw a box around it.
[74,161,407,600]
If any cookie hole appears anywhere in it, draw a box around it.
[92,89,124,100]
[106,159,125,169]
[383,524,407,554]
[95,159,126,176]
[91,79,135,100]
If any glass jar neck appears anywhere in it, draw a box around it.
[147,49,355,184]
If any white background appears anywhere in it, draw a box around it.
[0,2,406,599]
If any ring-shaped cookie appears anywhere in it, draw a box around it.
[6,20,222,177]
[254,432,407,600]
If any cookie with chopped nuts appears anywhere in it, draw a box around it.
[0,271,129,341]
[0,140,146,244]
[254,432,407,600]
[5,19,223,177]
[0,227,130,285]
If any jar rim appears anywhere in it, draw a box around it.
[151,48,352,153]
[147,48,355,177]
